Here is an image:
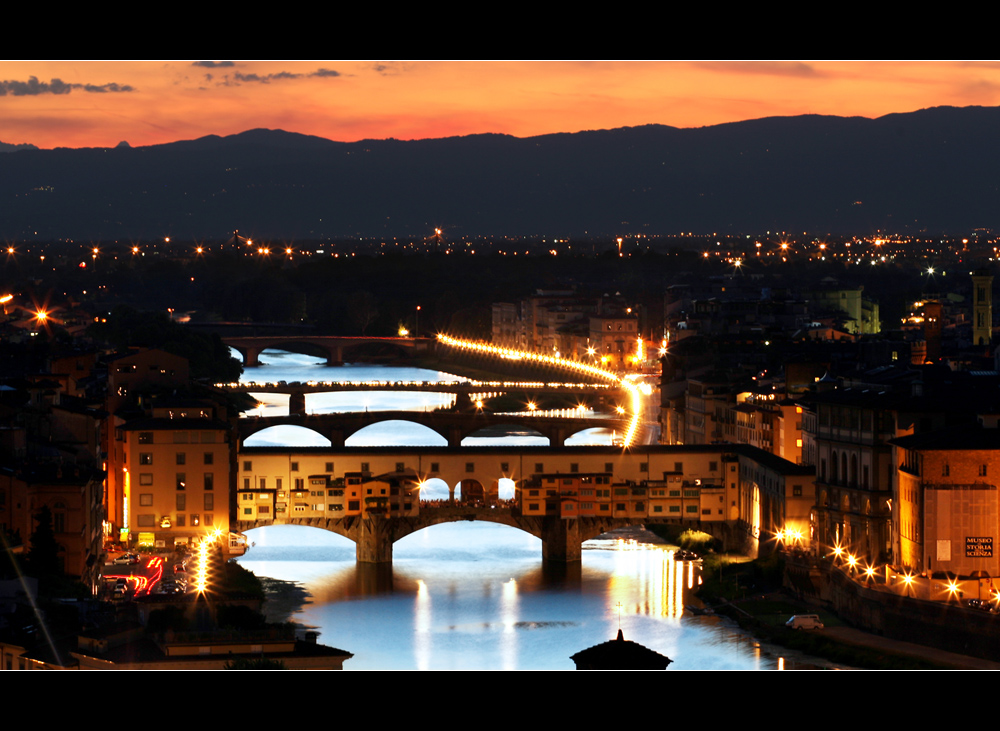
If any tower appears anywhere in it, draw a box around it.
[972,268,993,348]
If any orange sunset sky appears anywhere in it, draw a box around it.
[2,61,999,150]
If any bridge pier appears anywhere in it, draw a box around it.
[541,517,583,562]
[355,517,394,563]
[326,346,343,366]
[289,390,306,416]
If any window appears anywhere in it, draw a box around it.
[176,473,186,490]
[276,478,282,490]
[176,452,186,465]
[709,461,718,472]
[396,462,405,472]
[291,462,299,472]
[943,464,950,477]
[140,453,153,465]
[243,461,252,472]
[140,473,153,485]
[793,485,802,497]
[176,494,186,510]
[243,508,253,516]
[138,514,155,526]
[686,505,698,513]
[201,431,216,443]
[138,432,153,444]
[191,514,200,526]
[466,462,475,473]
[348,501,360,511]
[295,478,304,489]
[361,463,369,473]
[140,494,153,506]
[205,514,213,525]
[176,514,186,527]
[570,463,579,473]
[535,463,544,473]
[640,463,649,473]
[204,473,213,491]
[204,452,213,465]
[501,462,509,472]
[174,431,188,443]
[259,478,266,489]
[204,494,214,510]
[430,463,439,473]
[326,462,334,472]
[980,465,988,477]
[243,478,250,490]
[674,462,683,473]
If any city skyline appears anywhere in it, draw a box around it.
[3,60,999,150]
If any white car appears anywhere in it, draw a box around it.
[786,614,824,630]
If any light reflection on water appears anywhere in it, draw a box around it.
[238,523,774,670]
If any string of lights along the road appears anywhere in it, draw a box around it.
[436,334,651,448]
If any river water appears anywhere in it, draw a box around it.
[233,350,790,670]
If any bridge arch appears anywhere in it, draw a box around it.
[394,517,545,550]
[346,420,448,447]
[460,423,550,447]
[418,477,451,502]
[564,427,614,446]
[497,477,516,501]
[242,424,332,447]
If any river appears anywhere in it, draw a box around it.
[233,349,793,669]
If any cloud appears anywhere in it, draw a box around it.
[955,78,1000,105]
[692,61,820,79]
[0,76,134,96]
[312,68,341,78]
[370,63,403,75]
[193,61,234,68]
[83,82,134,93]
[219,70,305,85]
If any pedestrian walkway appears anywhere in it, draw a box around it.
[821,626,1000,670]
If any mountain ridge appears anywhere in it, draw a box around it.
[2,105,998,239]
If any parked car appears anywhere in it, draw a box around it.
[113,553,140,565]
[966,598,995,613]
[786,614,824,630]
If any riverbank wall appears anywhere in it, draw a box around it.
[788,557,1000,662]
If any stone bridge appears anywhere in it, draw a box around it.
[236,508,746,563]
[236,507,659,563]
[238,410,626,447]
[223,335,435,367]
